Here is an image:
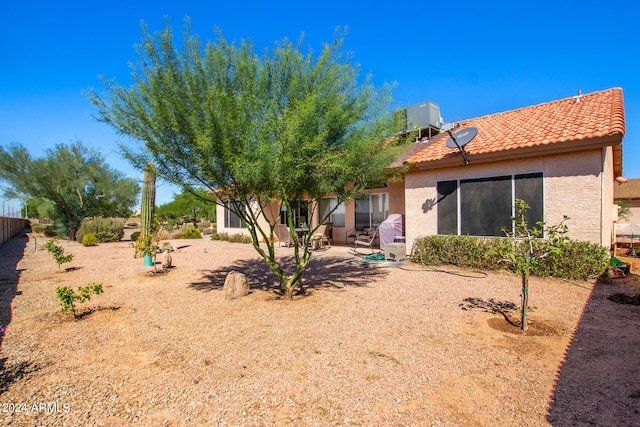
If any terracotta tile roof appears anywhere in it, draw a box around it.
[406,88,625,167]
[615,178,640,200]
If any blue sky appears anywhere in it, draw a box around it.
[1,0,638,210]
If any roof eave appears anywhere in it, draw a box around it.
[407,133,624,172]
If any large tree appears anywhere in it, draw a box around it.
[87,21,409,298]
[157,189,217,227]
[0,140,140,240]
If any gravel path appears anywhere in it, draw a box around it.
[1,233,639,426]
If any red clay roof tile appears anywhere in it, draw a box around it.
[407,88,625,165]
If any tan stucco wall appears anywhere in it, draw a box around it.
[215,197,278,237]
[404,149,610,249]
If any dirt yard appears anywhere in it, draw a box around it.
[1,232,639,426]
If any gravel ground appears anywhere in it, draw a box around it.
[1,232,639,426]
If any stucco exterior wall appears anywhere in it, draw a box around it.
[215,197,276,238]
[543,149,605,245]
[404,149,608,250]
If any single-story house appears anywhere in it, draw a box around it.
[217,87,626,250]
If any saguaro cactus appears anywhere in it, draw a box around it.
[138,162,156,261]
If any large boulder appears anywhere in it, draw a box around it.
[223,270,250,299]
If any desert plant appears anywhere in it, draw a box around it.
[130,231,141,242]
[180,226,201,239]
[196,220,210,231]
[81,233,99,247]
[76,217,124,243]
[136,162,157,262]
[44,238,74,272]
[497,199,570,331]
[228,233,252,244]
[31,223,45,234]
[55,283,103,317]
[44,225,57,237]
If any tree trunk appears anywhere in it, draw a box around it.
[521,272,529,331]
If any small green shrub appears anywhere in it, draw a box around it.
[76,217,124,243]
[209,230,251,244]
[228,233,252,244]
[44,225,57,237]
[31,223,45,234]
[130,231,141,242]
[56,283,103,317]
[412,234,609,280]
[181,227,202,239]
[44,238,74,272]
[197,220,211,231]
[81,233,99,247]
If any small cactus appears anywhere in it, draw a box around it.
[161,250,172,269]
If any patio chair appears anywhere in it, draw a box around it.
[351,227,379,254]
[310,224,328,250]
[275,224,295,247]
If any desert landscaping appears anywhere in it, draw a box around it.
[1,231,640,426]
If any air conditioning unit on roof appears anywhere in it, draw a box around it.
[395,101,442,133]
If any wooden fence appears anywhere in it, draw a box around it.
[0,216,30,247]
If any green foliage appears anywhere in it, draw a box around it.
[156,190,217,225]
[44,225,57,237]
[412,235,504,271]
[180,227,201,239]
[197,220,210,231]
[44,238,74,272]
[528,240,609,280]
[227,233,252,244]
[210,230,251,244]
[31,223,45,234]
[81,233,99,247]
[412,235,609,281]
[76,217,124,243]
[55,283,103,317]
[0,140,140,240]
[130,231,141,242]
[87,21,411,299]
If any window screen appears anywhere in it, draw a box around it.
[515,173,543,231]
[460,175,512,237]
[224,201,243,228]
[436,173,544,238]
[437,180,458,235]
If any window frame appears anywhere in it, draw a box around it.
[224,200,244,229]
[320,197,345,228]
[355,193,389,230]
[436,172,543,237]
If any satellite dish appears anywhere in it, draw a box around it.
[446,127,478,148]
[445,127,478,165]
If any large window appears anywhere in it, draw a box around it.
[224,200,243,228]
[355,193,388,230]
[437,173,543,237]
[319,197,345,227]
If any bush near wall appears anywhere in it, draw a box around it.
[210,230,252,244]
[412,235,609,281]
[76,217,124,243]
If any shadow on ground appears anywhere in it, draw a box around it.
[0,233,29,392]
[188,255,388,295]
[547,273,640,426]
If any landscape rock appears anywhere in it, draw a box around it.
[223,270,249,299]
